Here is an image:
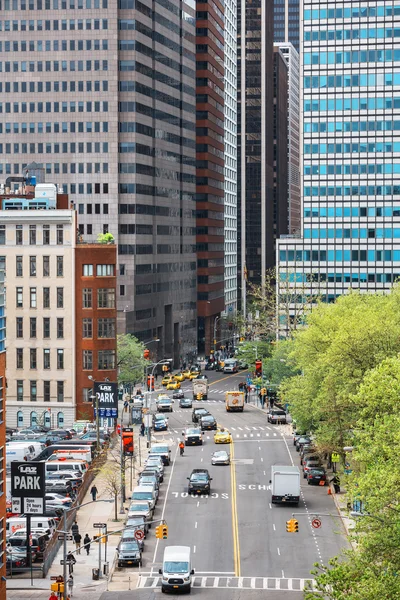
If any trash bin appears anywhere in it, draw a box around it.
[92,568,100,580]
[103,562,109,576]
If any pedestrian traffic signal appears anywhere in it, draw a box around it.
[162,524,168,539]
[286,519,299,533]
[144,349,150,359]
[155,525,162,539]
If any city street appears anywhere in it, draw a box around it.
[102,369,349,599]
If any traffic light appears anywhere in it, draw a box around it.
[255,359,262,375]
[144,349,150,359]
[197,393,202,401]
[155,525,162,539]
[286,519,299,533]
[162,524,168,539]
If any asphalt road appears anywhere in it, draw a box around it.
[101,369,349,598]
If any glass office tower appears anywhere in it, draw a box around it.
[277,1,400,332]
[273,0,300,51]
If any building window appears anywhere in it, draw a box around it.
[16,287,23,308]
[16,348,23,369]
[57,410,64,425]
[0,225,5,245]
[17,409,24,424]
[29,225,36,245]
[30,348,37,369]
[30,410,37,425]
[43,256,50,277]
[120,284,125,296]
[16,317,23,338]
[57,318,64,339]
[57,287,64,308]
[16,225,23,245]
[43,381,50,402]
[43,287,50,308]
[43,224,50,245]
[30,287,37,308]
[30,317,37,339]
[30,380,37,402]
[57,256,64,276]
[98,318,115,338]
[97,264,115,276]
[43,348,50,369]
[83,264,93,276]
[98,349,115,369]
[57,225,64,245]
[98,288,115,308]
[57,349,64,369]
[83,288,92,308]
[43,317,50,338]
[17,382,24,402]
[82,318,93,338]
[82,388,92,403]
[29,256,37,277]
[16,256,23,277]
[83,350,93,370]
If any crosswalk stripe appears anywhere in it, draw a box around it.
[151,579,158,588]
[201,577,207,587]
[238,577,243,588]
[250,578,256,589]
[138,576,314,591]
[213,577,219,588]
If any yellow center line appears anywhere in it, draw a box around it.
[209,370,249,387]
[230,438,241,577]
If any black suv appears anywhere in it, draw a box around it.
[192,408,210,423]
[187,469,212,494]
[200,415,217,431]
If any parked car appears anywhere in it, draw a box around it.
[187,469,212,494]
[307,467,327,485]
[267,409,287,424]
[121,525,145,551]
[8,534,47,561]
[293,431,307,446]
[295,437,312,452]
[138,474,159,493]
[117,540,142,567]
[139,468,161,485]
[125,515,148,537]
[303,458,323,478]
[45,493,73,508]
[127,501,153,525]
[6,547,27,573]
[238,360,249,370]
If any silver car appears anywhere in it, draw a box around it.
[211,450,230,465]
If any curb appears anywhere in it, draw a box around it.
[329,484,357,549]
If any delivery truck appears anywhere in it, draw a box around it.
[270,465,300,505]
[225,391,245,412]
[193,379,208,400]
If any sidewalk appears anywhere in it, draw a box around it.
[7,403,151,597]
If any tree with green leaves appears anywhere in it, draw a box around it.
[117,334,147,386]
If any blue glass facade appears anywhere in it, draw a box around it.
[277,0,400,317]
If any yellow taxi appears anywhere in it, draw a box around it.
[188,371,200,381]
[182,370,192,380]
[173,372,185,382]
[162,375,173,387]
[166,380,181,391]
[214,428,232,444]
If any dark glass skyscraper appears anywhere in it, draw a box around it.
[273,0,300,51]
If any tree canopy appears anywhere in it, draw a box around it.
[117,334,147,385]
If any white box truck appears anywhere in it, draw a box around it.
[225,391,245,412]
[193,379,208,400]
[270,465,300,505]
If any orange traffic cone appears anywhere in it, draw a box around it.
[327,487,332,495]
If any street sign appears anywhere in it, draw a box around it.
[312,518,322,529]
[93,522,107,528]
[134,529,145,541]
[12,498,21,513]
[60,559,73,565]
[11,461,45,514]
[58,534,73,541]
[51,576,64,581]
[94,381,118,411]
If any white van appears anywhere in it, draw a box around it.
[6,444,36,468]
[48,448,92,464]
[44,460,88,475]
[159,546,194,593]
[6,516,57,535]
[223,359,238,374]
[7,441,45,459]
[131,485,157,510]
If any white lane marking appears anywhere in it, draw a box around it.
[231,427,236,431]
[263,471,266,476]
[259,426,264,430]
[276,578,281,589]
[213,577,219,588]
[151,578,158,587]
[263,578,268,589]
[259,446,261,451]
[201,457,203,462]
[250,578,256,588]
[257,433,260,437]
[288,578,292,590]
[193,545,196,553]
[273,524,276,531]
[238,427,243,430]
[202,447,204,451]
[260,457,264,462]
[269,503,272,509]
[195,522,198,528]
[151,444,178,575]
[277,547,281,556]
[282,570,285,579]
[245,426,250,431]
[236,434,240,438]
[266,426,272,430]
[250,434,253,438]
[197,501,200,507]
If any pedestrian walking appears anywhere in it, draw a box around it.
[67,575,74,597]
[49,592,58,600]
[90,484,98,501]
[140,422,145,437]
[71,520,79,538]
[244,390,248,403]
[73,531,82,554]
[330,474,341,494]
[66,551,76,574]
[83,533,91,555]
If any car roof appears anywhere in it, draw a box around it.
[163,545,191,561]
[191,468,209,474]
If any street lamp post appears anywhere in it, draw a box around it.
[213,316,221,355]
[88,376,100,452]
[146,359,172,448]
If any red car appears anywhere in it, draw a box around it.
[306,467,327,485]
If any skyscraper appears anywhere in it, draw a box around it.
[224,0,238,314]
[277,1,400,333]
[273,0,300,51]
[196,0,225,354]
[237,0,274,313]
[0,0,198,362]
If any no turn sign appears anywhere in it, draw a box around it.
[134,529,145,541]
[312,518,322,529]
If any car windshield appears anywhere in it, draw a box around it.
[164,561,189,573]
[129,504,149,512]
[186,429,200,435]
[154,415,166,421]
[191,473,208,481]
[121,542,140,551]
[202,416,214,422]
[152,447,168,453]
[273,411,286,415]
[214,451,228,458]
[310,468,325,474]
[133,492,152,500]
